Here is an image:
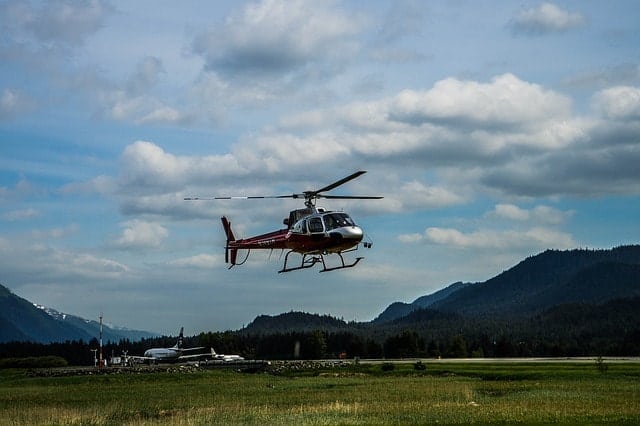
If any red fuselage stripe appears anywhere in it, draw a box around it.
[228,229,361,254]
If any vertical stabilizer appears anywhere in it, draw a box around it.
[221,217,238,267]
[172,327,184,350]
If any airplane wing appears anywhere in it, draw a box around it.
[181,346,205,352]
[178,352,210,360]
[125,355,156,362]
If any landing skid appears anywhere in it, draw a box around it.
[278,250,363,273]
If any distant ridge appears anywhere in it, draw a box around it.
[247,245,640,330]
[244,311,350,334]
[0,284,158,344]
[3,245,639,359]
[3,245,639,345]
[373,281,472,323]
[429,246,640,317]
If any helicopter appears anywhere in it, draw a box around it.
[185,171,382,273]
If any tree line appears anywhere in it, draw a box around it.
[1,297,638,365]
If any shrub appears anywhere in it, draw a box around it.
[381,362,395,372]
[595,356,608,374]
[0,356,68,369]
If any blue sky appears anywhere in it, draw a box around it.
[1,0,639,335]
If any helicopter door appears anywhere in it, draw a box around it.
[307,217,324,234]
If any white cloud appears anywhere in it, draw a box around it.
[113,219,168,250]
[375,0,425,44]
[565,64,640,90]
[108,73,639,219]
[395,180,465,210]
[30,0,114,46]
[101,91,188,125]
[0,240,129,283]
[592,86,640,120]
[118,141,241,192]
[478,116,640,197]
[274,74,580,173]
[0,89,35,119]
[136,105,185,125]
[126,56,164,95]
[0,0,114,49]
[511,2,586,35]
[102,56,194,125]
[397,233,423,244]
[60,175,116,196]
[389,74,572,133]
[493,203,530,221]
[3,207,40,221]
[64,251,130,279]
[398,202,576,253]
[168,254,223,269]
[0,176,40,200]
[234,133,351,172]
[490,204,572,225]
[530,205,574,225]
[192,0,362,76]
[31,224,79,240]
[401,226,575,251]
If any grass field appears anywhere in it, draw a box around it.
[1,360,639,425]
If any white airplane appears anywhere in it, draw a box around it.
[210,348,244,362]
[128,327,207,363]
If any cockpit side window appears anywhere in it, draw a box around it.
[308,217,324,233]
[323,214,338,230]
[323,213,355,230]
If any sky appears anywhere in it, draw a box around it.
[1,0,639,336]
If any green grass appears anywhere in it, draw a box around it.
[1,361,639,424]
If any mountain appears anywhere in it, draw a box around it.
[373,281,472,323]
[372,246,640,324]
[0,284,158,344]
[243,246,640,333]
[429,246,640,317]
[243,311,351,334]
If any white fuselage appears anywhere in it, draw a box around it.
[143,347,181,361]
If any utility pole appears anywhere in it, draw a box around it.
[99,313,104,369]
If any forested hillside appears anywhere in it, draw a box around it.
[1,246,639,363]
[0,284,157,344]
[431,246,640,316]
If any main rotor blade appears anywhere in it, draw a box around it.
[313,170,367,194]
[184,171,375,202]
[321,195,383,200]
[184,195,294,201]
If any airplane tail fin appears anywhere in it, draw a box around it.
[176,326,184,349]
[221,216,238,267]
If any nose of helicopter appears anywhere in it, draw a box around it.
[334,225,363,242]
[348,225,364,240]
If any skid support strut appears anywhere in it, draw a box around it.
[278,250,363,273]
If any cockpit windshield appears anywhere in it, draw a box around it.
[323,213,355,230]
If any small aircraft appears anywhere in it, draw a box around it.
[128,327,207,363]
[185,171,382,273]
[210,348,244,362]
